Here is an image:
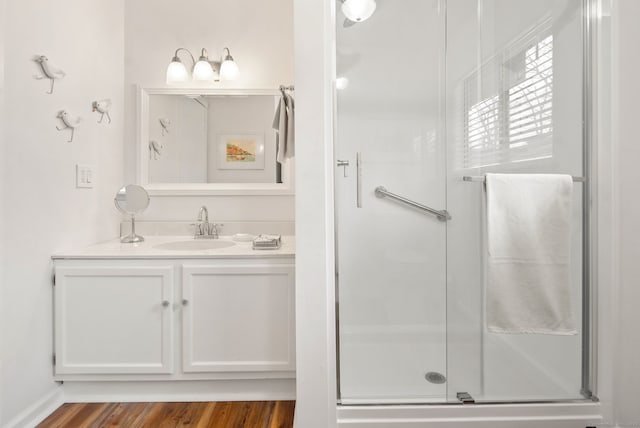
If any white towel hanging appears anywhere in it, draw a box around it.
[485,173,577,335]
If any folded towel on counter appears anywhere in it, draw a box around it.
[485,173,576,335]
[252,234,282,250]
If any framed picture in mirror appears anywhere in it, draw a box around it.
[217,134,265,170]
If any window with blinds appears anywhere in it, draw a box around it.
[459,29,553,169]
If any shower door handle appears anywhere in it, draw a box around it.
[337,160,350,177]
[356,152,362,208]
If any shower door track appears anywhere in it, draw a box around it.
[337,396,599,407]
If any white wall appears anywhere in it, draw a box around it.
[124,0,294,223]
[611,1,640,425]
[293,0,338,426]
[0,0,124,425]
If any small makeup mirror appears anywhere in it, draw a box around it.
[114,184,150,243]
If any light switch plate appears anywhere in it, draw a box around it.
[76,164,96,188]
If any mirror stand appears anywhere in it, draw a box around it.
[121,214,144,243]
[114,184,150,243]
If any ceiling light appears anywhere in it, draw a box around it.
[341,0,376,23]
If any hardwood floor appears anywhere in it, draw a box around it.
[37,401,295,428]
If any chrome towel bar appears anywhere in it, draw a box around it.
[374,186,451,222]
[462,175,586,183]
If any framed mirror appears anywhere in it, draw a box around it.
[137,87,294,195]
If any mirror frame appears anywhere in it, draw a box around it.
[137,86,294,196]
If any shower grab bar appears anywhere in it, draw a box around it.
[374,186,451,222]
[462,175,586,183]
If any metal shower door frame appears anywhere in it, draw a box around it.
[333,0,601,406]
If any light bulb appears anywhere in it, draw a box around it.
[220,59,239,80]
[193,59,215,81]
[336,77,349,90]
[341,0,376,22]
[166,59,189,84]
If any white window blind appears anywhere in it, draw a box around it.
[459,27,553,169]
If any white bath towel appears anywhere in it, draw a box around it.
[485,173,576,335]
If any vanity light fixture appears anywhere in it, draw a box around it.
[219,48,240,81]
[192,49,216,81]
[341,0,377,23]
[166,47,239,84]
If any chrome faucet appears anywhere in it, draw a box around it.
[198,206,208,225]
[193,205,220,239]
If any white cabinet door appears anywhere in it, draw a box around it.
[54,266,174,375]
[182,264,295,373]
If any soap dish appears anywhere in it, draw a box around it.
[252,234,282,250]
[232,233,255,242]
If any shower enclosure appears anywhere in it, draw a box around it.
[335,0,594,405]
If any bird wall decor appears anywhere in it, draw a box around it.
[159,118,171,136]
[56,110,82,142]
[33,55,66,94]
[92,99,112,123]
[149,140,163,160]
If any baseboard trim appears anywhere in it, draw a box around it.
[4,387,64,428]
[62,379,296,403]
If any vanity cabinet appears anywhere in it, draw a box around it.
[182,265,295,373]
[53,258,295,381]
[54,265,174,375]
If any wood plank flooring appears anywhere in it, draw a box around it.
[37,401,295,428]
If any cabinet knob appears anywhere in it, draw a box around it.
[182,299,189,306]
[162,300,170,307]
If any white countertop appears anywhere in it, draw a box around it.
[52,235,295,260]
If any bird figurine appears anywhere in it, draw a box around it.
[159,117,171,136]
[33,55,66,94]
[92,99,112,124]
[56,110,82,142]
[149,140,163,160]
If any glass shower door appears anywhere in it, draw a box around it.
[445,0,587,402]
[335,0,448,404]
[336,0,590,405]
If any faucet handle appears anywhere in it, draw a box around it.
[190,223,202,237]
[210,223,223,238]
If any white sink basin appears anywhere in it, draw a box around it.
[153,240,236,251]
